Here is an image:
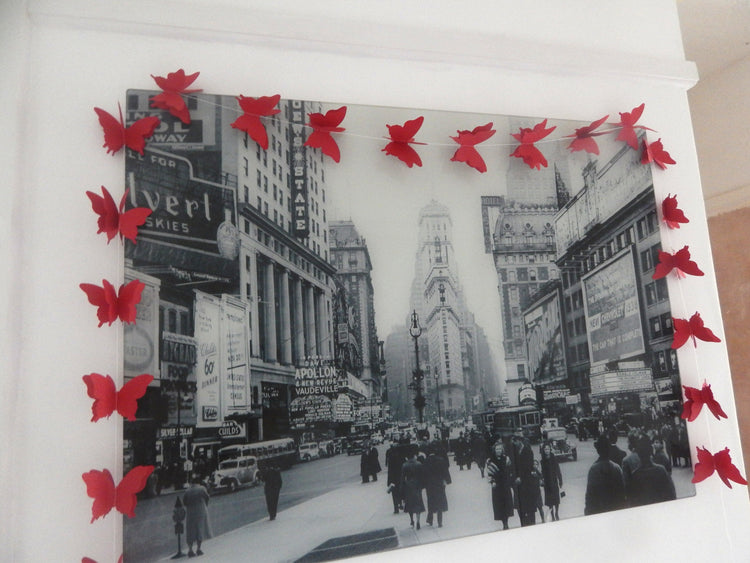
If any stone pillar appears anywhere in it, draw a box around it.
[279,269,292,365]
[306,284,317,357]
[293,277,305,363]
[264,261,277,363]
[316,292,329,360]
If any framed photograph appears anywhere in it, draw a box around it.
[121,91,695,561]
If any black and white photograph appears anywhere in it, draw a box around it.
[121,91,696,562]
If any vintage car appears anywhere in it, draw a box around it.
[298,442,320,461]
[542,427,577,462]
[209,455,260,492]
[345,435,369,456]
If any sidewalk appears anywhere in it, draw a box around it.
[179,465,502,563]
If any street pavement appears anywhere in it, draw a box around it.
[158,437,696,563]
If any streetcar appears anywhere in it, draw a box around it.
[217,437,298,468]
[491,405,543,444]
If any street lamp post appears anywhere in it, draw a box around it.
[409,309,426,424]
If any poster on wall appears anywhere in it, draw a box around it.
[121,90,695,563]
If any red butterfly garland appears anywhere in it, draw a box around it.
[86,187,152,244]
[231,94,281,150]
[682,381,728,422]
[83,373,154,422]
[615,103,654,150]
[672,312,721,349]
[652,246,704,279]
[662,194,689,229]
[692,447,748,489]
[566,115,609,155]
[510,119,556,170]
[450,122,496,173]
[80,279,145,327]
[150,69,202,124]
[382,116,426,168]
[82,557,122,563]
[82,466,155,522]
[304,106,347,162]
[641,137,676,169]
[94,104,160,156]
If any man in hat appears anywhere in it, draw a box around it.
[510,430,537,526]
[584,435,626,515]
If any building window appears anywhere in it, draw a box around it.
[243,157,249,177]
[516,364,525,379]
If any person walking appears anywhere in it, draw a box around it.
[471,432,489,478]
[510,431,537,526]
[584,435,626,515]
[367,443,382,482]
[540,442,563,521]
[182,475,212,557]
[626,435,676,507]
[386,442,405,514]
[400,445,426,529]
[260,462,283,521]
[424,443,452,528]
[486,440,514,530]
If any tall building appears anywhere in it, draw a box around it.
[329,220,383,397]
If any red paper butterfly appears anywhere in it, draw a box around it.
[82,556,122,563]
[450,122,496,173]
[692,446,747,489]
[83,373,154,422]
[566,115,609,155]
[510,119,556,170]
[682,381,728,422]
[94,104,160,156]
[80,279,145,327]
[662,194,689,229]
[82,466,154,522]
[382,116,426,168]
[672,312,721,349]
[615,103,654,150]
[641,137,676,169]
[231,94,281,150]
[304,106,347,162]
[653,246,703,279]
[150,69,202,124]
[86,186,152,244]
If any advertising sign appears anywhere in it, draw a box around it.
[582,250,646,365]
[524,288,566,385]
[288,100,310,237]
[161,332,198,426]
[124,270,160,378]
[589,368,653,397]
[194,291,222,427]
[222,296,251,415]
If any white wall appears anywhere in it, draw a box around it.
[4,1,750,561]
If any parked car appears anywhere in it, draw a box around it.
[298,442,320,461]
[370,432,384,445]
[209,455,260,492]
[346,436,369,456]
[318,440,336,457]
[543,427,577,462]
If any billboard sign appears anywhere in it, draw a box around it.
[194,291,222,427]
[524,288,566,385]
[582,249,646,365]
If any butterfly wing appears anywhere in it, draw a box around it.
[691,447,716,484]
[700,384,728,420]
[86,187,120,242]
[151,91,191,123]
[714,448,748,488]
[451,146,487,173]
[688,312,721,344]
[681,385,703,422]
[80,281,118,327]
[388,116,424,142]
[674,247,704,277]
[123,116,160,156]
[232,114,269,150]
[652,251,674,280]
[511,143,548,170]
[568,136,601,155]
[82,373,118,422]
[671,317,691,349]
[116,374,154,421]
[94,108,125,155]
[304,130,341,162]
[82,469,117,522]
[118,207,152,244]
[382,141,422,168]
[115,465,155,518]
[116,279,145,324]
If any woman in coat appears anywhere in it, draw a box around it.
[423,443,451,527]
[486,441,514,530]
[400,445,426,529]
[540,442,563,521]
[182,475,212,557]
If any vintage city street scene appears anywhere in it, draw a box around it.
[121,92,695,562]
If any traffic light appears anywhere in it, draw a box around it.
[413,395,426,410]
